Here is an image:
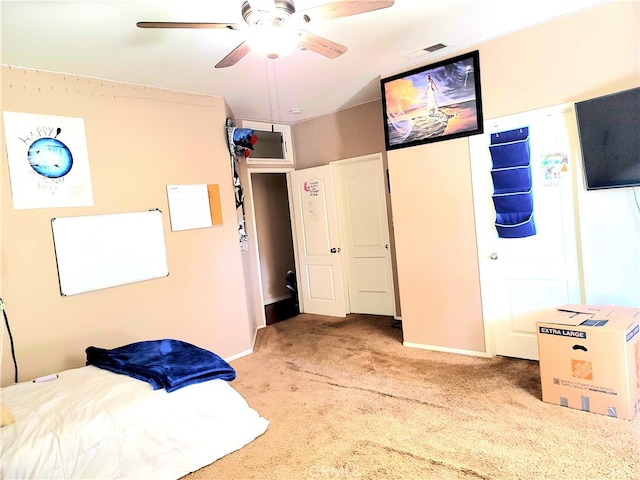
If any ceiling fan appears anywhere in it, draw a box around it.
[137,0,394,68]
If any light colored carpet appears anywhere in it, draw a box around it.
[183,313,639,480]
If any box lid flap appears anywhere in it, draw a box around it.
[538,305,640,330]
[539,310,592,326]
[556,304,603,315]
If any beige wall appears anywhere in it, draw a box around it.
[389,137,485,352]
[0,68,253,386]
[293,101,386,169]
[388,1,639,352]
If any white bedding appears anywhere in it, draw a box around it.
[0,366,269,479]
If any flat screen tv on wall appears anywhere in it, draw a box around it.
[575,87,640,190]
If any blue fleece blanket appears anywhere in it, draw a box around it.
[86,339,236,392]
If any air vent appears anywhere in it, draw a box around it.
[425,42,447,53]
[402,42,449,59]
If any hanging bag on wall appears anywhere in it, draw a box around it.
[489,127,536,238]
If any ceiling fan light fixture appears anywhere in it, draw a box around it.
[247,20,299,59]
[138,0,393,67]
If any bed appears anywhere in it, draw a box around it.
[0,340,269,479]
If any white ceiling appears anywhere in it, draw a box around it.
[1,0,609,124]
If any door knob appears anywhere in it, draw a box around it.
[330,247,341,253]
[489,252,498,260]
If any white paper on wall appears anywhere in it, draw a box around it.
[2,111,94,209]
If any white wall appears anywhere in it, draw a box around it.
[577,183,640,307]
[562,103,640,308]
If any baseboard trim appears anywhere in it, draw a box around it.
[403,341,492,358]
[225,348,254,363]
[248,323,267,353]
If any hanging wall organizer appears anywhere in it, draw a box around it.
[489,127,536,238]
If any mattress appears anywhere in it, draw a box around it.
[0,365,269,479]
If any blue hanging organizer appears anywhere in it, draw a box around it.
[489,127,536,238]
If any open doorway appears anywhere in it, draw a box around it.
[248,170,299,325]
[247,154,398,328]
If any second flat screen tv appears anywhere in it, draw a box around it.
[575,87,640,190]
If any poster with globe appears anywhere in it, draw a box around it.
[3,111,93,209]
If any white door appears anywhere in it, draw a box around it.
[469,105,581,360]
[334,154,395,316]
[290,166,347,317]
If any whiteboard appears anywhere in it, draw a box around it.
[51,210,169,296]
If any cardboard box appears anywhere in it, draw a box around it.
[536,304,640,420]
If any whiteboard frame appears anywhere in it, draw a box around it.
[51,209,169,296]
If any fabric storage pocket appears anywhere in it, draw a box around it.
[495,213,536,238]
[492,190,533,214]
[490,127,528,145]
[491,166,532,194]
[489,138,531,168]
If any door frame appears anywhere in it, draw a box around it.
[246,166,298,328]
[470,103,582,359]
[247,153,398,325]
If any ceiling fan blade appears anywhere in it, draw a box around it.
[215,41,252,68]
[298,30,347,59]
[296,0,394,23]
[137,21,240,30]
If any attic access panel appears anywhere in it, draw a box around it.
[252,130,285,159]
[242,121,294,165]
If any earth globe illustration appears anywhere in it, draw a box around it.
[27,137,73,178]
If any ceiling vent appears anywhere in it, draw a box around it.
[402,42,449,59]
[425,42,448,53]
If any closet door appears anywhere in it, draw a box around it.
[290,166,347,317]
[334,154,395,316]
